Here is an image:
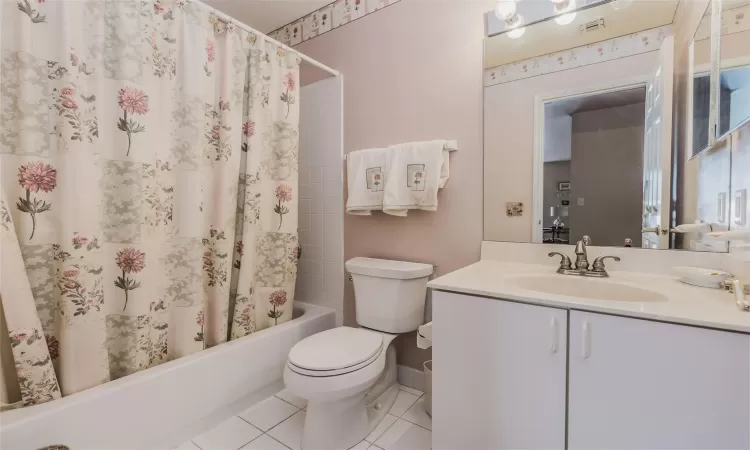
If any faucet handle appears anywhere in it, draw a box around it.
[548,252,572,270]
[591,256,621,272]
[721,279,750,311]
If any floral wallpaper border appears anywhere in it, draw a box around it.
[484,25,672,87]
[268,0,400,47]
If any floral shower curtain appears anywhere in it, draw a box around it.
[0,0,300,407]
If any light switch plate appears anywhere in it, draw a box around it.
[577,198,585,206]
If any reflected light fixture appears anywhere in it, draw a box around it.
[552,0,576,25]
[507,26,526,39]
[505,13,526,39]
[494,0,517,21]
[555,12,576,25]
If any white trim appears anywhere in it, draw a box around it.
[532,76,650,243]
[194,0,340,77]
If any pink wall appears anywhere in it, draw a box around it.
[296,0,492,369]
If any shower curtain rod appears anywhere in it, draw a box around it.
[195,0,341,77]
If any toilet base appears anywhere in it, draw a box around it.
[299,345,398,450]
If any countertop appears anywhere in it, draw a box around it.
[428,260,750,333]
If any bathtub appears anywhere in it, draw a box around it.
[0,303,335,450]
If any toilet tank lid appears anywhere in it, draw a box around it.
[345,257,433,280]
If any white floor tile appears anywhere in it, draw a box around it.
[173,441,201,450]
[239,396,300,431]
[401,398,432,430]
[193,416,262,450]
[267,410,306,450]
[388,390,420,417]
[240,434,291,450]
[398,385,424,397]
[349,441,371,450]
[374,419,431,450]
[365,413,398,443]
[368,446,385,450]
[275,389,308,409]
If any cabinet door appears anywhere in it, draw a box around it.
[432,291,567,450]
[569,310,750,450]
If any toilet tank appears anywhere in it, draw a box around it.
[345,258,433,333]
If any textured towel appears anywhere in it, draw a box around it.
[383,140,447,216]
[346,148,387,215]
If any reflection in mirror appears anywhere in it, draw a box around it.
[482,0,730,252]
[719,0,750,136]
[542,88,646,247]
[690,2,712,155]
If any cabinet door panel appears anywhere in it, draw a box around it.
[569,310,750,450]
[432,291,567,450]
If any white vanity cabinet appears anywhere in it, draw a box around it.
[568,310,750,450]
[432,290,750,450]
[432,290,568,450]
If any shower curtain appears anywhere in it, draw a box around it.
[0,0,299,407]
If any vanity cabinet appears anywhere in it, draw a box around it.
[433,291,750,450]
[568,311,750,450]
[432,290,568,450]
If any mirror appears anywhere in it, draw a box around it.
[483,0,731,252]
[718,0,750,137]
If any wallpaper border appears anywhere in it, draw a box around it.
[484,25,673,87]
[268,0,401,47]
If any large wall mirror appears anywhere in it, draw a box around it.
[483,0,734,252]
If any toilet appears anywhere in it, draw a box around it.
[283,257,433,450]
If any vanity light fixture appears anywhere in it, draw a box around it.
[505,13,526,39]
[555,12,576,25]
[494,0,517,21]
[553,0,577,24]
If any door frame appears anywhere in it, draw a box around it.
[532,77,649,243]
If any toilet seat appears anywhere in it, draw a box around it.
[287,328,384,377]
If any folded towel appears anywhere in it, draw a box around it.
[346,148,387,215]
[383,140,447,216]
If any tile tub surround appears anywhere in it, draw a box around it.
[173,385,431,450]
[297,76,345,326]
[1,304,336,450]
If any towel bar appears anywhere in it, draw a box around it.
[343,140,458,160]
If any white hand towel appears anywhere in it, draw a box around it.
[383,140,447,216]
[346,148,387,215]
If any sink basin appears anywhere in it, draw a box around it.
[511,275,668,303]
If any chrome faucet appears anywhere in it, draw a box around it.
[548,235,620,278]
[721,279,750,312]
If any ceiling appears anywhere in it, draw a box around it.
[545,87,646,116]
[204,0,332,33]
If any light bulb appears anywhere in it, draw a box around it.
[507,26,526,39]
[506,13,525,39]
[494,0,517,21]
[555,12,576,25]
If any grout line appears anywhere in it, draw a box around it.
[265,408,304,435]
[237,432,265,450]
[273,394,304,411]
[190,440,205,450]
[266,432,295,450]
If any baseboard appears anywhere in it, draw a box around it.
[397,364,426,392]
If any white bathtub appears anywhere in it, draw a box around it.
[0,303,335,450]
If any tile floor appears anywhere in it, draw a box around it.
[174,385,431,450]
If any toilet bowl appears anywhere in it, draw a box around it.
[283,327,399,450]
[283,258,432,450]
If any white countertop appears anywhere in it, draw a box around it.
[428,260,750,333]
